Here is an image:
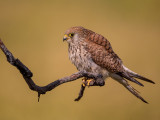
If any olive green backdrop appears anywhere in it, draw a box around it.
[0,0,160,120]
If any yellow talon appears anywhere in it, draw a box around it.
[87,80,92,86]
[82,79,86,86]
[82,78,93,87]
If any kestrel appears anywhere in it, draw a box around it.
[63,26,154,103]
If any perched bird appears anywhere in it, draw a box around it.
[63,26,154,103]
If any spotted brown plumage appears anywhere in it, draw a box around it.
[85,32,123,73]
[63,26,155,103]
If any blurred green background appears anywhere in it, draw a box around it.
[0,0,160,120]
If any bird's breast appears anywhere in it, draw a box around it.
[68,43,109,79]
[68,43,90,71]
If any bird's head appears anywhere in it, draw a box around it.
[63,26,90,43]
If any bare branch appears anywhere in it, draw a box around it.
[0,39,104,101]
[74,84,86,101]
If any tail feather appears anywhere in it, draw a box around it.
[110,73,148,103]
[128,73,155,84]
[123,65,155,84]
[117,72,144,86]
[117,78,148,103]
[110,65,154,103]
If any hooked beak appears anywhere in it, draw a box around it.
[63,34,69,41]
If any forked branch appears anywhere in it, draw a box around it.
[0,39,103,101]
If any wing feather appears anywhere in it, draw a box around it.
[84,32,123,73]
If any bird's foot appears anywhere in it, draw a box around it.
[82,78,94,87]
[82,74,105,87]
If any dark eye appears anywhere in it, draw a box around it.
[69,33,74,37]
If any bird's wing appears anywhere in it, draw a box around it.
[84,32,123,73]
[84,32,154,86]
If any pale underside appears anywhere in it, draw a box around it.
[68,41,109,80]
